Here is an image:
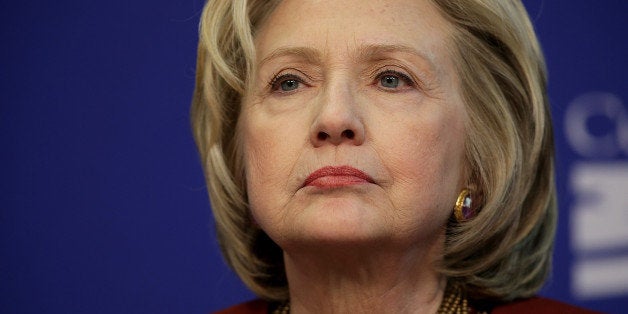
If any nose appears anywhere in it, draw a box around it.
[310,82,365,147]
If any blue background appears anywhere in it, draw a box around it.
[1,1,626,313]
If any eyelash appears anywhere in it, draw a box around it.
[268,69,309,93]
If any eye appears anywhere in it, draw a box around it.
[269,72,307,93]
[380,75,400,88]
[375,70,415,91]
[279,78,299,91]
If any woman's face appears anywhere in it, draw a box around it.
[241,0,467,251]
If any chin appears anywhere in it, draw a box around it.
[277,200,392,248]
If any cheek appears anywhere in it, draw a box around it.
[242,121,283,226]
[243,120,285,193]
[241,112,305,217]
[244,124,276,173]
[375,107,466,213]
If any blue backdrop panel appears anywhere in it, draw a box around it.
[1,1,626,313]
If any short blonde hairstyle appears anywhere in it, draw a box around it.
[191,0,557,302]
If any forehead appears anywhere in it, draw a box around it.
[254,0,455,64]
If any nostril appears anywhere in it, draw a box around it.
[317,132,329,141]
[342,129,355,139]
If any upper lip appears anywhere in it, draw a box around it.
[302,165,374,187]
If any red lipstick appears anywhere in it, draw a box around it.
[303,166,374,189]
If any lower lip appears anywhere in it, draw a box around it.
[306,175,369,188]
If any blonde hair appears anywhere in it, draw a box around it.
[191,0,556,302]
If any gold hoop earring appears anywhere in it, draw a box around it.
[454,189,474,222]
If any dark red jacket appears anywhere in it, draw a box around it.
[213,297,600,314]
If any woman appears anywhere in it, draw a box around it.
[192,0,596,313]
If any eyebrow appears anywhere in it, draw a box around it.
[259,46,323,68]
[359,44,434,64]
[258,43,439,74]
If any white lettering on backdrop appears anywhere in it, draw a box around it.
[565,92,628,299]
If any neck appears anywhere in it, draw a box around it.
[283,237,446,314]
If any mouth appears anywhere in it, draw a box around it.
[302,165,375,189]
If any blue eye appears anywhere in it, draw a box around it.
[280,79,299,91]
[376,70,415,90]
[270,73,304,93]
[380,75,400,88]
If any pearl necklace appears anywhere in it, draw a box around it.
[437,285,485,314]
